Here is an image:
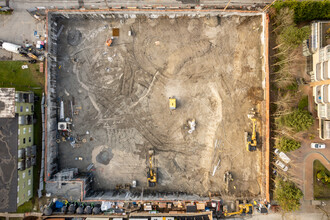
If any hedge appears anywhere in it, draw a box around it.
[273,0,330,23]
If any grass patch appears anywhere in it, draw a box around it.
[0,61,44,89]
[298,95,308,110]
[16,200,34,213]
[0,61,44,210]
[314,160,330,200]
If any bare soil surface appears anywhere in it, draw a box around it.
[55,14,264,198]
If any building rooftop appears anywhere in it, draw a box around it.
[0,88,15,118]
[0,117,18,212]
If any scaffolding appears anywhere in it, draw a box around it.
[54,168,78,188]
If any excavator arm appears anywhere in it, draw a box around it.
[246,117,257,151]
[147,150,157,187]
[251,118,257,146]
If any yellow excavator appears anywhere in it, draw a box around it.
[245,112,257,152]
[147,150,157,187]
[224,204,253,217]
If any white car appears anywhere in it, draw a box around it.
[275,160,288,172]
[274,149,291,164]
[311,143,326,149]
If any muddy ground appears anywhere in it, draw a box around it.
[55,14,265,198]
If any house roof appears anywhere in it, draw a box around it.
[0,88,15,118]
[0,117,18,212]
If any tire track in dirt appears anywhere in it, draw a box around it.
[165,40,212,76]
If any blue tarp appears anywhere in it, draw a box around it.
[55,201,64,209]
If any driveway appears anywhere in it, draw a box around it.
[303,151,330,200]
[287,138,330,200]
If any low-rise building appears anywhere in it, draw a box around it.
[15,91,35,207]
[0,88,36,211]
[310,21,330,139]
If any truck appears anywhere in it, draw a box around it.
[274,148,291,164]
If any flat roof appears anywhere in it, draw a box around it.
[0,117,18,212]
[0,88,15,118]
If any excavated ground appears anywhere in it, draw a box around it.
[55,14,264,198]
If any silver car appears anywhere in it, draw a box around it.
[275,160,288,172]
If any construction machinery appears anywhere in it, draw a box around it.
[245,111,257,152]
[147,150,157,187]
[106,38,112,47]
[223,204,253,217]
[169,97,176,110]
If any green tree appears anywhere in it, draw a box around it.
[274,177,303,212]
[278,25,310,49]
[277,109,314,132]
[276,136,301,152]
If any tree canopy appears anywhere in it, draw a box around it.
[277,109,314,132]
[278,25,310,49]
[276,136,301,152]
[274,177,303,212]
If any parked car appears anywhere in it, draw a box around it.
[311,143,326,149]
[274,149,291,164]
[275,160,288,172]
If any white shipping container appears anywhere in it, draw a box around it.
[2,42,21,54]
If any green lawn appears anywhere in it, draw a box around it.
[0,61,44,211]
[16,200,34,213]
[313,160,330,200]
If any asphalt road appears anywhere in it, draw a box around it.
[2,0,274,10]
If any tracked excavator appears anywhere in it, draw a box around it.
[224,204,253,217]
[147,150,157,187]
[245,111,257,152]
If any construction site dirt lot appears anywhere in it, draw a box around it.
[55,13,265,198]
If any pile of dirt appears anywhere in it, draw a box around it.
[67,29,82,46]
[96,149,113,165]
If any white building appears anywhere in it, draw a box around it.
[311,21,330,139]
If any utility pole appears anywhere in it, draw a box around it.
[104,0,110,9]
[263,0,277,12]
[223,0,232,12]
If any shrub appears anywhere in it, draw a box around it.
[276,136,301,152]
[274,177,303,212]
[0,11,12,15]
[278,109,314,132]
[273,0,330,23]
[285,81,298,92]
[298,96,308,110]
[317,170,330,184]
